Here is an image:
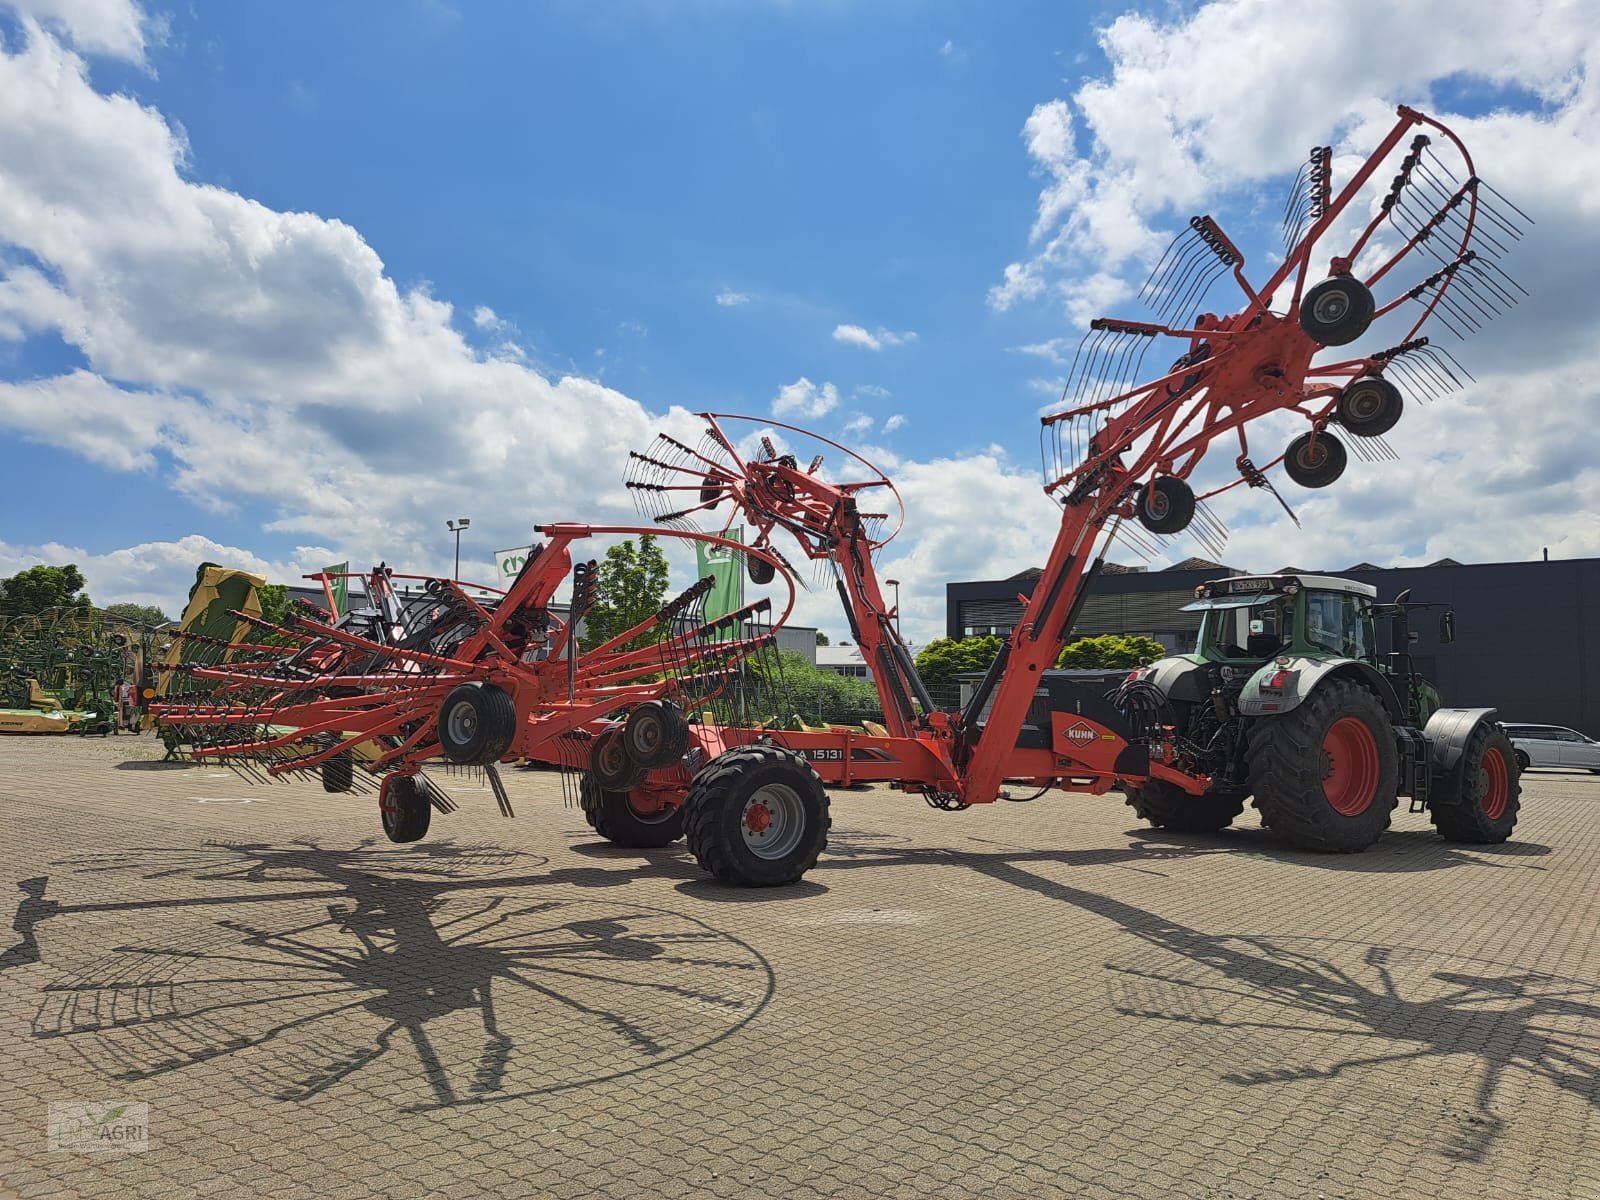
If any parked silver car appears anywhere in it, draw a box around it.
[1503,724,1600,773]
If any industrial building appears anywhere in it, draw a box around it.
[946,555,1599,735]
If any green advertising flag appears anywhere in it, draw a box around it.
[322,563,349,616]
[695,528,743,623]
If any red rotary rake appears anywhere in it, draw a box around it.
[157,105,1525,887]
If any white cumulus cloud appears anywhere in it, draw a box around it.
[832,323,917,351]
[771,377,840,419]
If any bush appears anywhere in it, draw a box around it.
[1055,634,1167,669]
[914,636,1003,709]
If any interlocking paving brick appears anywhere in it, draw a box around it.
[0,733,1597,1197]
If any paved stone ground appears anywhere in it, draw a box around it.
[1,733,1597,1199]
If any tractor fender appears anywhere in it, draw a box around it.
[1237,657,1405,722]
[1136,655,1210,704]
[1422,707,1499,804]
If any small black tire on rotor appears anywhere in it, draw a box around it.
[1134,476,1196,535]
[380,774,431,844]
[1283,431,1348,489]
[592,724,648,792]
[699,473,725,505]
[1336,376,1404,437]
[321,753,354,793]
[623,700,690,768]
[1125,780,1245,833]
[437,683,518,765]
[1299,276,1375,346]
[578,772,685,848]
[684,744,830,886]
[747,554,776,585]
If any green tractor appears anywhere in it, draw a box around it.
[1116,573,1519,851]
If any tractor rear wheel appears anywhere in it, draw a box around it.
[1125,780,1245,833]
[380,774,431,844]
[578,773,685,848]
[1299,277,1375,346]
[1430,722,1521,843]
[684,744,830,886]
[1247,678,1397,852]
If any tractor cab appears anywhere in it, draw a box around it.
[1185,574,1378,668]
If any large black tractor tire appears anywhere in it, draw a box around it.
[684,744,830,886]
[623,700,690,768]
[1430,722,1521,844]
[321,753,354,793]
[438,683,518,765]
[380,774,432,844]
[1283,431,1348,489]
[1125,780,1246,833]
[578,773,685,848]
[1299,276,1375,346]
[1247,678,1398,852]
[1134,476,1196,535]
[1336,376,1404,437]
[592,724,648,792]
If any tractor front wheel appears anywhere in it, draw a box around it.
[1125,780,1245,833]
[1247,679,1397,852]
[684,744,830,886]
[578,773,685,848]
[1430,722,1521,844]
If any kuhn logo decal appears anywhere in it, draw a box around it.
[1063,722,1098,745]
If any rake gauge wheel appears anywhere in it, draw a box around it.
[1336,377,1404,437]
[1299,276,1375,346]
[1283,431,1348,489]
[379,774,431,844]
[747,555,777,585]
[1134,476,1196,534]
[592,724,647,792]
[437,683,518,765]
[623,700,690,768]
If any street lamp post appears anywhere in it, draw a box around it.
[885,578,901,636]
[446,517,471,580]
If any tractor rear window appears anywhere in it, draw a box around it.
[1305,593,1373,660]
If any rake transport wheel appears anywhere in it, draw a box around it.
[1134,476,1196,534]
[1298,276,1375,346]
[623,701,690,768]
[438,683,518,765]
[578,773,686,848]
[321,752,354,794]
[1336,377,1404,437]
[684,744,831,886]
[1283,431,1348,489]
[1430,722,1522,844]
[592,724,648,793]
[1247,678,1398,852]
[379,774,431,844]
[1125,780,1245,833]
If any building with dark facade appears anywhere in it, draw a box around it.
[947,555,1599,735]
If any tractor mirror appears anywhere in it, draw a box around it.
[1439,611,1456,644]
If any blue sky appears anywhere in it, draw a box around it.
[0,0,1595,640]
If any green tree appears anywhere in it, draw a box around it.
[752,649,884,726]
[580,536,671,651]
[257,584,290,626]
[914,635,1003,706]
[815,631,831,646]
[101,602,172,627]
[0,564,92,616]
[1055,634,1167,669]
